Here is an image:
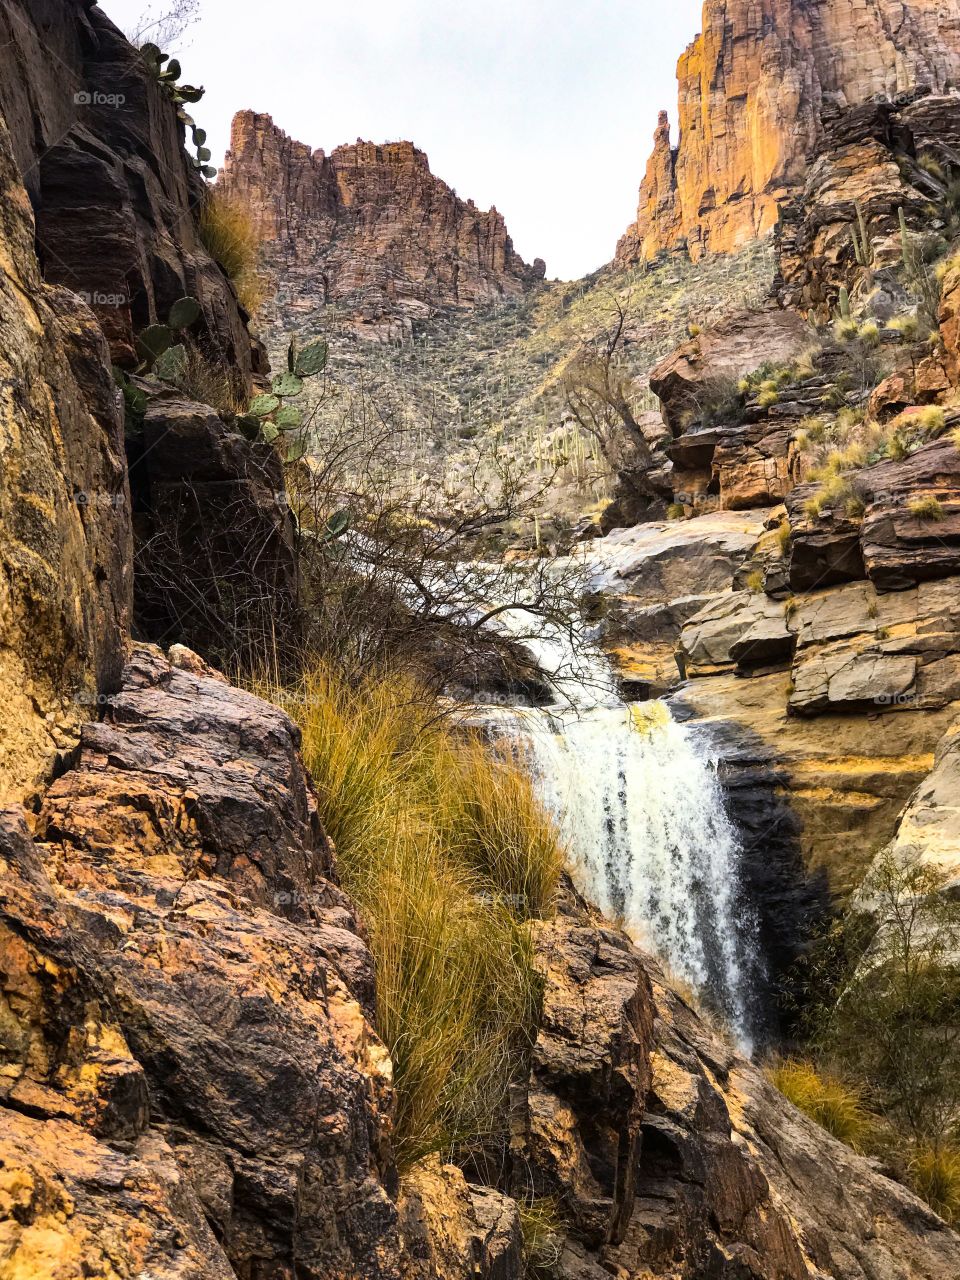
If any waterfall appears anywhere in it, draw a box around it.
[487,607,762,1051]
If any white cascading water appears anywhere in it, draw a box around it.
[486,607,761,1051]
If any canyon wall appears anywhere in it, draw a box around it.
[616,0,960,264]
[220,110,546,342]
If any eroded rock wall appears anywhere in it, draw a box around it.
[0,0,262,379]
[0,103,131,806]
[616,0,960,264]
[220,110,546,343]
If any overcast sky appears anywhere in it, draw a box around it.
[102,0,703,280]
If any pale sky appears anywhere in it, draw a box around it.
[101,0,704,280]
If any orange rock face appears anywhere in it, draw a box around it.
[221,111,545,340]
[616,0,960,264]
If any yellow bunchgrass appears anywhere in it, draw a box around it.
[909,1143,960,1224]
[767,1058,875,1151]
[255,663,564,1169]
[908,495,946,521]
[199,191,265,315]
[517,1197,564,1271]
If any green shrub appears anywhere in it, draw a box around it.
[768,1059,874,1151]
[258,664,564,1168]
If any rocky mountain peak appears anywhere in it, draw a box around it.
[616,0,960,264]
[221,110,546,342]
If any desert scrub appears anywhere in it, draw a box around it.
[767,1059,874,1151]
[259,663,565,1168]
[199,191,264,315]
[908,495,946,521]
[910,1143,960,1225]
[746,569,765,593]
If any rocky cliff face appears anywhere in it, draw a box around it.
[616,0,960,264]
[220,110,546,343]
[0,0,262,379]
[0,72,131,808]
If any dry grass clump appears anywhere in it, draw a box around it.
[517,1197,564,1274]
[800,401,952,521]
[908,495,946,521]
[256,663,565,1168]
[165,343,248,417]
[199,191,265,315]
[454,741,566,915]
[767,1058,875,1151]
[909,1143,960,1225]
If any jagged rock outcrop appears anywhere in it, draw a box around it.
[0,647,410,1278]
[0,98,131,807]
[778,94,960,319]
[616,0,960,265]
[0,0,262,380]
[219,111,546,343]
[786,435,960,593]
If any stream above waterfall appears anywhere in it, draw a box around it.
[481,605,763,1051]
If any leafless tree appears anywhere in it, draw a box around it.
[125,0,200,51]
[288,375,591,701]
[562,299,670,518]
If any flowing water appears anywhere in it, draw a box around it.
[486,606,762,1050]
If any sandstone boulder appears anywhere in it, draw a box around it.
[858,438,960,590]
[786,485,866,591]
[789,578,960,717]
[680,591,795,675]
[649,310,809,436]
